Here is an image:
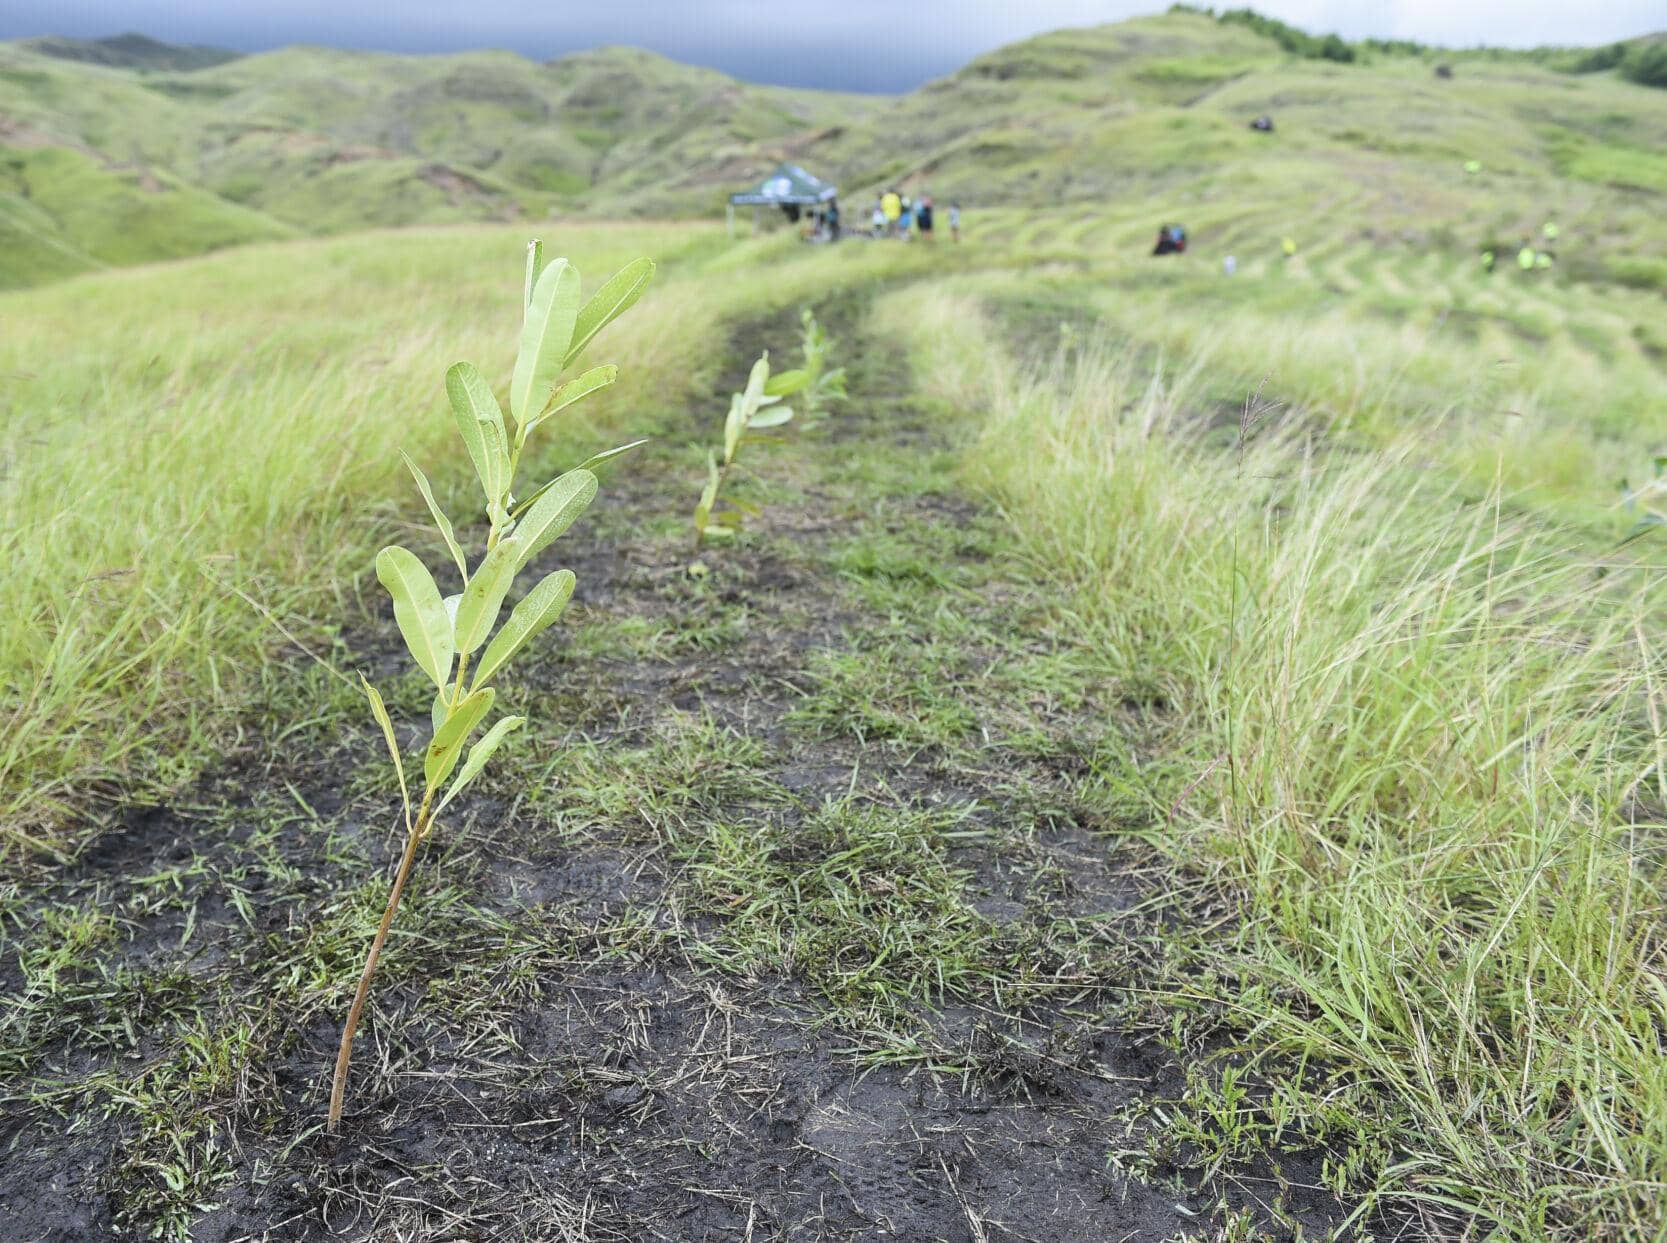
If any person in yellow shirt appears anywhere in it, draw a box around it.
[881,189,902,238]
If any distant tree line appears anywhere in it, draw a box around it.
[1169,4,1667,88]
[1550,39,1667,88]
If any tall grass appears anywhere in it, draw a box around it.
[879,283,1667,1238]
[0,223,717,846]
[0,223,941,850]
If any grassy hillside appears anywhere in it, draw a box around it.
[4,10,1665,289]
[5,11,1667,1240]
[6,211,1667,1239]
[0,36,868,285]
[20,31,242,72]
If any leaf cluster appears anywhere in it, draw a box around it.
[794,307,847,420]
[372,241,655,824]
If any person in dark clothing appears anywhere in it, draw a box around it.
[1152,224,1187,255]
[917,196,934,240]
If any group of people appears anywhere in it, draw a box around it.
[870,190,960,241]
[798,191,963,243]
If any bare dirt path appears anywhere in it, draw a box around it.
[1,298,1359,1240]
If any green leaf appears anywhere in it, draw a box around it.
[523,238,544,310]
[748,406,793,430]
[565,257,655,368]
[525,364,618,436]
[694,449,720,535]
[764,368,808,397]
[432,688,450,735]
[473,568,575,688]
[511,257,581,425]
[513,468,597,571]
[375,546,453,690]
[726,354,770,464]
[360,675,410,832]
[575,438,649,473]
[425,687,493,790]
[446,363,508,509]
[723,392,746,465]
[739,353,770,422]
[453,536,521,654]
[480,417,512,518]
[401,451,467,581]
[437,716,525,814]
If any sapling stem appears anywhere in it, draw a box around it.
[696,457,740,551]
[328,791,432,1133]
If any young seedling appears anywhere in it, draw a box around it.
[327,240,654,1134]
[692,350,802,546]
[765,308,847,422]
[796,307,847,418]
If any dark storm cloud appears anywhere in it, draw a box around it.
[2,1,1661,91]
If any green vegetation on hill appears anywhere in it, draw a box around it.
[6,202,1667,1238]
[0,36,868,286]
[4,18,1667,1234]
[3,9,1664,291]
[20,32,241,73]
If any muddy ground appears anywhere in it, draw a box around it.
[0,301,1381,1240]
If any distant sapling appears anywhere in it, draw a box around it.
[792,307,847,419]
[328,240,654,1133]
[692,350,802,545]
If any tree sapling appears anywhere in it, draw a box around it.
[692,350,803,546]
[327,240,654,1133]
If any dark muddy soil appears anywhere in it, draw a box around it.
[1,301,1366,1241]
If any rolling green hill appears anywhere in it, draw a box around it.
[20,31,242,72]
[0,9,1664,289]
[0,35,869,285]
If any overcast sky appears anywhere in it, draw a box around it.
[5,1,1663,92]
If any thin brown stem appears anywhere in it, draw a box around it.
[327,793,432,1134]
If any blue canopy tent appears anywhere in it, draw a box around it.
[727,163,838,235]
